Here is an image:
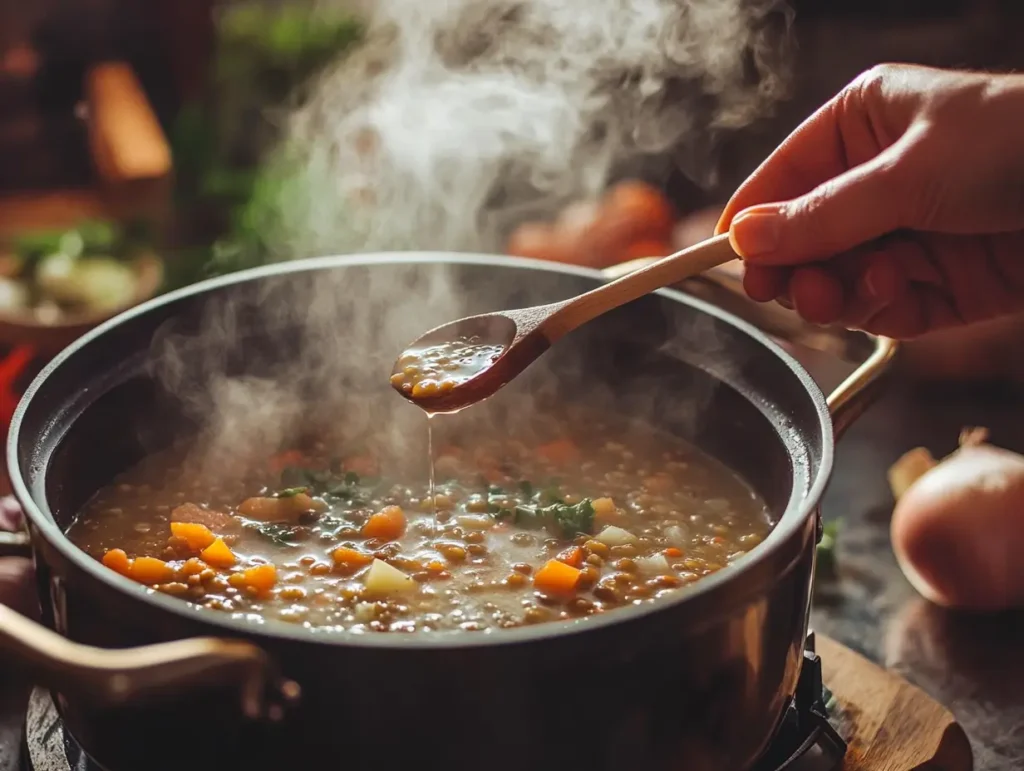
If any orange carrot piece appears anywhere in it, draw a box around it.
[240,564,277,595]
[128,556,174,585]
[269,450,306,473]
[101,548,132,576]
[663,547,683,559]
[200,537,237,568]
[556,546,584,568]
[345,454,379,477]
[170,521,217,551]
[425,560,446,573]
[332,547,374,570]
[537,439,579,465]
[533,559,582,596]
[362,505,406,541]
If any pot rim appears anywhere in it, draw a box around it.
[8,251,833,649]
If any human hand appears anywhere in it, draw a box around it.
[716,64,1024,338]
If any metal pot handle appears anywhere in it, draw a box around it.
[600,258,900,440]
[0,603,299,718]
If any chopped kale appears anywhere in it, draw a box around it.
[246,521,302,547]
[277,465,374,504]
[513,499,595,538]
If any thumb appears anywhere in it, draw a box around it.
[728,142,910,266]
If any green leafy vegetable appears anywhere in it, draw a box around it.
[246,521,302,547]
[513,499,595,538]
[518,480,534,498]
[275,487,308,498]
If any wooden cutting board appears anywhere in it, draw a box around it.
[818,633,973,771]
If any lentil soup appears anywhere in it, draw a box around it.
[68,415,772,633]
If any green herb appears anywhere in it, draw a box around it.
[275,487,308,498]
[246,521,302,547]
[513,499,595,538]
[518,480,534,498]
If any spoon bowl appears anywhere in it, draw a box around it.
[391,233,739,413]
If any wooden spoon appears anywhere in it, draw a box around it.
[390,233,738,413]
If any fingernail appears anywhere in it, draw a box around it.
[730,206,782,259]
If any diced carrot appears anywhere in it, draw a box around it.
[200,537,237,568]
[268,450,307,473]
[332,547,374,570]
[128,556,174,585]
[240,564,277,595]
[180,557,208,576]
[534,559,581,596]
[362,505,406,541]
[345,454,379,477]
[537,439,579,465]
[425,560,446,573]
[101,548,132,576]
[170,522,217,551]
[664,547,683,559]
[555,546,584,568]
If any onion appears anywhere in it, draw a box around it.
[889,427,1024,611]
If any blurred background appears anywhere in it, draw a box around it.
[0,0,1023,434]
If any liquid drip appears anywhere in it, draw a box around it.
[426,412,437,536]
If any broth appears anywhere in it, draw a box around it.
[68,411,772,633]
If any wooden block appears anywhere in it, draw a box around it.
[817,633,973,770]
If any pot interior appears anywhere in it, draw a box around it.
[14,256,829,603]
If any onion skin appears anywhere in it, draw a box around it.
[891,441,1024,611]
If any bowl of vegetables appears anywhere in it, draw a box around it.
[0,220,164,355]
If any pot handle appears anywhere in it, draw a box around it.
[0,603,300,719]
[600,258,899,440]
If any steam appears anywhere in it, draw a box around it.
[151,0,793,483]
[263,0,791,258]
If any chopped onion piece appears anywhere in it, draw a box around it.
[363,559,416,597]
[663,525,689,545]
[595,525,637,546]
[635,554,671,576]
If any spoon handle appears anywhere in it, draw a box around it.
[543,234,739,341]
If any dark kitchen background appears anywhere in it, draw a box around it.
[0,0,1023,486]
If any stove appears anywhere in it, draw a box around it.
[19,633,848,771]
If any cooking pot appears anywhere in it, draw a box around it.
[1,253,897,771]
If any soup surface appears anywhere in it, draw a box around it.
[69,414,773,633]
